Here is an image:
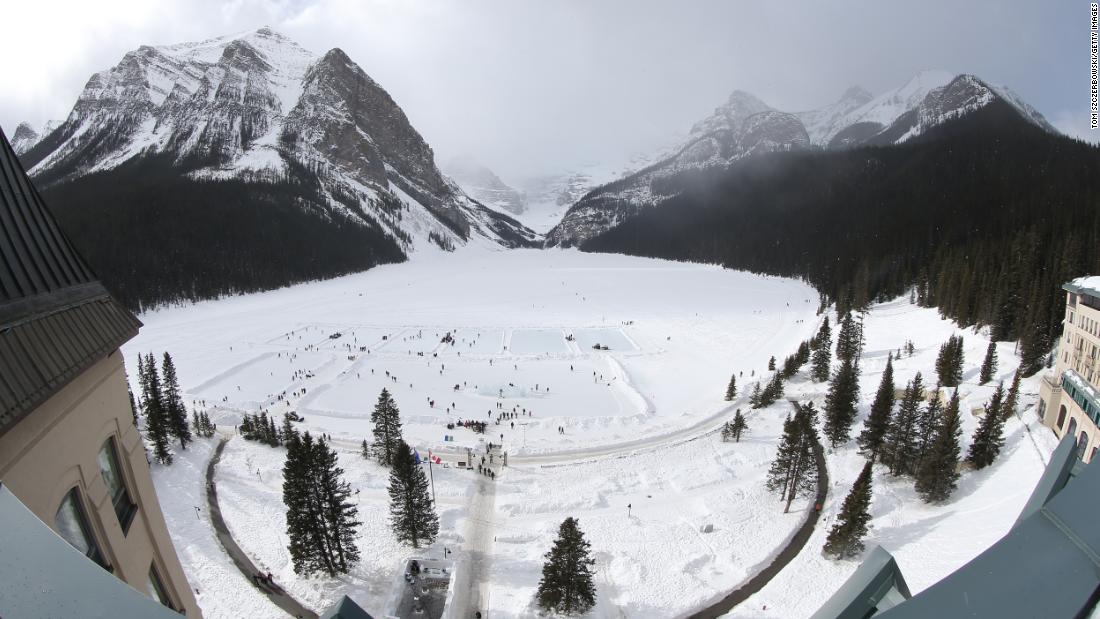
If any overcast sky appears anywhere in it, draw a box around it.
[0,0,1092,183]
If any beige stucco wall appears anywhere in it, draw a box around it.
[0,352,200,617]
[1040,290,1100,463]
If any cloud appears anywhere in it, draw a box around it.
[0,0,1086,182]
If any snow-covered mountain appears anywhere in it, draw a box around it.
[20,27,537,253]
[547,71,1056,247]
[10,120,59,155]
[444,155,526,216]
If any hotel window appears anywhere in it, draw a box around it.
[55,488,109,570]
[98,437,138,534]
[148,563,177,610]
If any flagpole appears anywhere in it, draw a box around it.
[428,450,436,505]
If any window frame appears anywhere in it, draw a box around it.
[55,487,111,571]
[147,562,178,611]
[98,436,138,534]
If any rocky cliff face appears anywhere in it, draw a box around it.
[21,27,537,253]
[444,155,526,216]
[547,71,1056,247]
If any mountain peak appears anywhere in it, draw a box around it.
[841,85,873,103]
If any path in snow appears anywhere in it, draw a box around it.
[690,404,828,618]
[206,437,318,619]
[459,474,498,617]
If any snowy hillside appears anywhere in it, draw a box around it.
[19,27,537,254]
[129,249,1049,618]
[444,155,527,216]
[547,71,1058,247]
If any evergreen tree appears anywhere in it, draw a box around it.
[282,413,300,446]
[881,373,925,476]
[128,385,139,427]
[914,386,943,473]
[967,383,1006,469]
[160,352,191,450]
[823,460,873,559]
[536,517,597,615]
[361,439,371,459]
[811,317,833,382]
[758,371,785,408]
[916,389,963,503]
[858,356,895,460]
[371,389,403,466]
[141,354,172,465]
[200,411,215,437]
[729,409,748,442]
[979,342,998,384]
[768,356,776,371]
[749,383,763,408]
[388,441,438,548]
[766,403,820,513]
[823,357,861,448]
[835,312,864,365]
[192,411,203,437]
[315,437,361,572]
[721,422,734,442]
[284,432,331,575]
[935,335,965,387]
[283,432,360,576]
[1001,369,1022,420]
[725,374,737,401]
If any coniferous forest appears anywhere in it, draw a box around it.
[35,153,406,311]
[584,101,1100,372]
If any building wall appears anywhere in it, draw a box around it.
[1040,290,1100,463]
[0,352,200,617]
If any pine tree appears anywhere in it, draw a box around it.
[979,342,998,384]
[128,386,139,427]
[823,460,873,559]
[914,386,943,473]
[371,389,403,466]
[916,389,963,503]
[160,352,191,450]
[725,375,738,401]
[749,383,763,408]
[766,403,820,513]
[967,383,1006,469]
[200,411,215,437]
[361,439,371,459]
[823,357,861,448]
[881,373,925,476]
[768,356,776,371]
[284,432,331,575]
[142,354,172,465]
[536,517,597,615]
[835,312,864,365]
[935,335,965,387]
[192,411,203,437]
[758,371,784,408]
[811,317,833,382]
[721,422,733,442]
[282,413,300,446]
[857,356,895,460]
[1001,369,1022,420]
[388,441,438,548]
[729,409,747,442]
[315,437,361,573]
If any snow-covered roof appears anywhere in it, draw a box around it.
[1065,276,1100,298]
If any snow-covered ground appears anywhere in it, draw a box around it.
[131,249,1052,618]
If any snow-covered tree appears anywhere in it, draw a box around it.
[729,409,748,442]
[725,374,737,401]
[536,517,597,615]
[141,354,172,465]
[935,335,965,387]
